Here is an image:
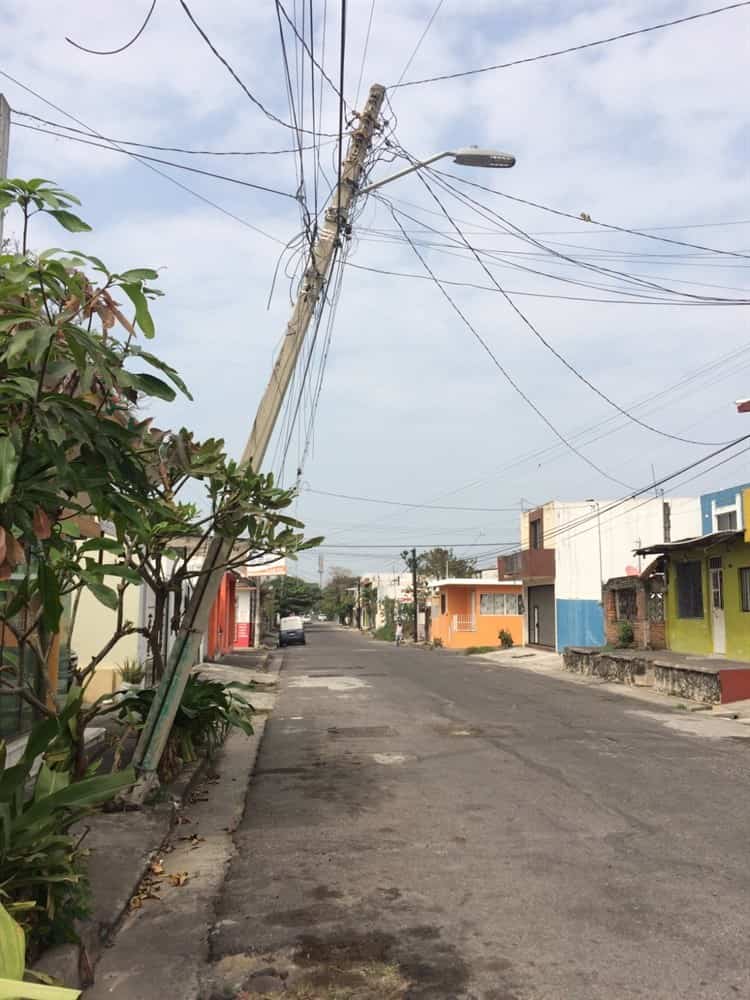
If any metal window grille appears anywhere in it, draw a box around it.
[676,561,704,619]
[740,567,750,613]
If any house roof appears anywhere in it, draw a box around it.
[635,530,742,555]
[431,578,522,588]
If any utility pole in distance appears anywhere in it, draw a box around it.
[130,84,387,797]
[0,94,10,246]
[411,547,419,644]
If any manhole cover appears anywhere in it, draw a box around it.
[327,726,398,738]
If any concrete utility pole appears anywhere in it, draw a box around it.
[0,94,10,246]
[130,84,386,795]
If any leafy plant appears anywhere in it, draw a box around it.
[431,637,443,649]
[0,901,80,998]
[617,621,635,647]
[117,658,143,686]
[0,711,134,957]
[373,625,394,642]
[498,629,514,649]
[117,674,254,782]
[464,645,498,655]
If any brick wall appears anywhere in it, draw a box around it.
[603,582,665,650]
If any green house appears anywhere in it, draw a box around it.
[637,530,750,662]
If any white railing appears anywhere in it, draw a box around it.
[452,614,477,633]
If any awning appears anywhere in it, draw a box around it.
[635,530,742,555]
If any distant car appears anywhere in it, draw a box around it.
[317,613,327,621]
[302,614,312,623]
[279,615,306,647]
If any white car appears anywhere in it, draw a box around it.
[317,613,327,621]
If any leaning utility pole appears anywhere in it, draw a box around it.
[0,94,10,246]
[129,84,386,797]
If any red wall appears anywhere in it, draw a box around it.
[207,573,236,659]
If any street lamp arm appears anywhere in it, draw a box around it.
[359,146,515,195]
[359,151,455,195]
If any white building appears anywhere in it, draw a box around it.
[498,496,701,649]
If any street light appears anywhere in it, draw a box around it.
[359,146,515,195]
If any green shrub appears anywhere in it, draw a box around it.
[373,625,395,642]
[0,708,134,958]
[118,673,255,782]
[617,621,635,647]
[464,645,498,655]
[498,629,514,649]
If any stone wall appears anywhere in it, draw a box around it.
[563,647,721,704]
[652,662,721,704]
[563,647,649,685]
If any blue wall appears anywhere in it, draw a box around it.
[556,599,605,649]
[700,483,750,533]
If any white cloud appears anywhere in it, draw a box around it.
[2,0,749,577]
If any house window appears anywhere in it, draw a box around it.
[740,568,750,612]
[615,588,637,621]
[716,510,738,531]
[530,518,542,550]
[440,592,447,615]
[480,593,520,615]
[676,561,704,619]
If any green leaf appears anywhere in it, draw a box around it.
[129,348,193,400]
[47,210,91,233]
[0,903,26,983]
[121,284,155,339]
[0,438,18,503]
[78,537,123,555]
[0,974,82,998]
[84,580,119,610]
[121,371,175,402]
[0,192,14,211]
[37,562,63,633]
[117,268,159,283]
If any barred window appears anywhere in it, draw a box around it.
[740,568,750,613]
[676,562,704,619]
[479,593,521,615]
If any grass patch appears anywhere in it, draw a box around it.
[373,625,395,642]
[242,961,409,999]
[464,645,499,655]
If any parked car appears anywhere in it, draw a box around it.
[279,615,306,647]
[302,614,312,623]
[317,613,327,621]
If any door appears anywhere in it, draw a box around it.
[709,556,726,655]
[527,585,555,647]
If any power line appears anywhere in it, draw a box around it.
[305,487,528,511]
[176,0,336,137]
[343,260,748,306]
[354,0,376,108]
[411,162,738,447]
[11,108,336,157]
[14,121,298,199]
[395,0,445,86]
[392,1,750,87]
[0,70,287,245]
[435,169,750,261]
[276,0,347,104]
[318,542,517,548]
[66,0,158,55]
[388,204,632,491]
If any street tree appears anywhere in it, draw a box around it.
[268,575,321,618]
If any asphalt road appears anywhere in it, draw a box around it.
[209,625,750,1000]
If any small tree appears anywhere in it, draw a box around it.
[267,574,321,619]
[0,179,318,774]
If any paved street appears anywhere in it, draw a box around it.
[209,625,750,999]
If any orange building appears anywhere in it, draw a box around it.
[430,578,524,650]
[206,572,237,660]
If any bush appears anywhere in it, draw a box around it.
[464,645,498,655]
[498,629,514,649]
[118,673,255,782]
[0,709,134,958]
[617,621,635,647]
[432,637,444,649]
[373,625,395,642]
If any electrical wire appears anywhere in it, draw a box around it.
[387,204,633,491]
[409,162,739,447]
[176,0,337,137]
[11,108,336,156]
[354,0,376,108]
[66,0,158,55]
[395,0,445,86]
[14,121,299,199]
[392,1,750,87]
[434,170,750,261]
[343,260,748,306]
[305,488,529,511]
[276,0,348,104]
[0,69,286,244]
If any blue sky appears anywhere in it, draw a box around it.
[2,1,749,580]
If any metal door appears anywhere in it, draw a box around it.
[709,557,726,655]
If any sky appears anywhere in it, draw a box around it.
[1,0,749,582]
